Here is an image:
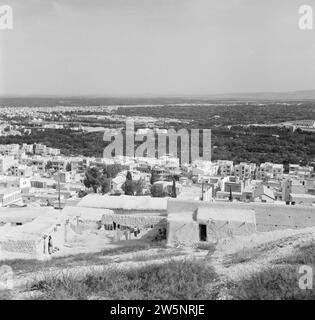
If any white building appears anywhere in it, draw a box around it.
[21,156,47,172]
[0,156,18,174]
[256,163,284,180]
[234,162,256,180]
[191,160,219,176]
[0,144,20,156]
[0,188,22,207]
[215,160,234,177]
[50,158,67,171]
[289,164,313,177]
[54,171,71,183]
[0,176,31,192]
[21,144,34,154]
[46,147,61,156]
[69,157,88,172]
[10,164,33,177]
[34,143,47,155]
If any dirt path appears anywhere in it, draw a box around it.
[210,226,315,283]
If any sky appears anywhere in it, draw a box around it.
[0,0,315,96]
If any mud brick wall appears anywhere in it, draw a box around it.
[167,200,315,232]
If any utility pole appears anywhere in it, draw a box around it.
[201,180,204,201]
[229,186,233,202]
[58,165,61,210]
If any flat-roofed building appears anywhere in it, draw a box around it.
[34,143,47,155]
[257,163,284,180]
[21,156,47,172]
[10,164,33,177]
[0,188,22,207]
[0,144,20,156]
[0,156,18,174]
[50,157,67,171]
[290,193,315,206]
[234,162,256,180]
[215,160,234,177]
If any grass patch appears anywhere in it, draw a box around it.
[194,242,216,252]
[272,243,315,266]
[116,250,186,263]
[223,247,262,266]
[229,265,315,300]
[226,242,315,299]
[31,259,219,300]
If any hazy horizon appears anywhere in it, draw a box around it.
[2,88,315,99]
[1,0,315,96]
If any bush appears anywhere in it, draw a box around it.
[150,184,168,198]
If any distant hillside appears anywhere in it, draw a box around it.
[1,90,315,106]
[202,90,315,101]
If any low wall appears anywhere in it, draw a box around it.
[112,209,167,216]
[167,200,315,232]
[102,213,165,228]
[0,238,48,260]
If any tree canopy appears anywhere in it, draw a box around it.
[84,166,111,194]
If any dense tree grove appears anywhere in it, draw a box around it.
[1,126,314,166]
[115,102,315,127]
[1,103,315,165]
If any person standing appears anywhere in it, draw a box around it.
[48,236,53,255]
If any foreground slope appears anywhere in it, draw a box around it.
[2,226,315,300]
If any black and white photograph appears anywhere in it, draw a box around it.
[1,0,315,307]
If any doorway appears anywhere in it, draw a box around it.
[199,224,207,241]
